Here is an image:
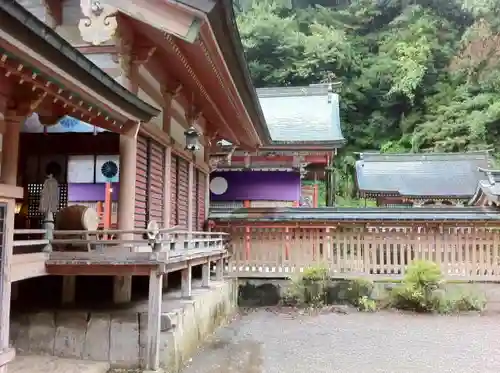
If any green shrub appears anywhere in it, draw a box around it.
[390,260,486,313]
[357,296,377,312]
[346,278,374,306]
[283,265,329,307]
[403,260,443,290]
[301,266,329,282]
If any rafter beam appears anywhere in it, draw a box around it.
[44,0,63,28]
[158,33,239,145]
[136,25,239,146]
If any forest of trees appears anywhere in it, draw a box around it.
[236,0,500,201]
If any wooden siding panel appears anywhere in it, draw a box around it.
[192,170,198,231]
[171,156,178,226]
[177,158,189,228]
[197,169,206,231]
[148,141,165,226]
[135,136,148,229]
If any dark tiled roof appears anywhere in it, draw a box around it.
[355,152,491,198]
[469,168,500,205]
[256,86,344,144]
[209,206,500,222]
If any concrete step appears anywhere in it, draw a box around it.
[9,356,110,373]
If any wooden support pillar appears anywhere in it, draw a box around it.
[161,87,175,230]
[112,18,139,304]
[204,147,210,222]
[201,261,210,288]
[115,124,139,304]
[187,162,194,251]
[146,269,163,371]
[0,115,21,185]
[163,147,172,229]
[0,200,15,373]
[161,88,176,290]
[181,263,192,299]
[205,172,210,223]
[61,276,76,305]
[215,257,224,281]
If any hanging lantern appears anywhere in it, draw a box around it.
[184,126,200,152]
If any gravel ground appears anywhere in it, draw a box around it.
[181,308,500,373]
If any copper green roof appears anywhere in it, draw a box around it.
[356,151,491,198]
[209,206,500,223]
[257,86,344,145]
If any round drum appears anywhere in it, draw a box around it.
[56,205,99,231]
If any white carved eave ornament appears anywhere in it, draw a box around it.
[79,0,118,46]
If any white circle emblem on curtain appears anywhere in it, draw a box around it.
[210,177,228,195]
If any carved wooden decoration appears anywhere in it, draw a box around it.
[79,0,118,45]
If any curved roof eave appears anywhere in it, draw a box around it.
[0,0,160,122]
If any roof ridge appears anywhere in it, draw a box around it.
[257,86,329,98]
[360,151,490,162]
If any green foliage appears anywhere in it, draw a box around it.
[237,0,500,196]
[403,260,443,290]
[345,278,376,311]
[283,265,329,307]
[390,261,485,313]
[357,296,378,312]
[345,278,374,304]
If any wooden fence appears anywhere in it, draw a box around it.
[226,225,500,280]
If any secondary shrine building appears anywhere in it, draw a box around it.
[209,85,345,209]
[355,151,492,207]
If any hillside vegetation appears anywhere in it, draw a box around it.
[236,0,500,200]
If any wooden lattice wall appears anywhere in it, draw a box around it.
[177,158,189,228]
[148,141,165,225]
[135,136,148,229]
[196,169,206,230]
[171,155,178,226]
[135,136,166,229]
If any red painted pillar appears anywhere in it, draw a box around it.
[244,200,251,260]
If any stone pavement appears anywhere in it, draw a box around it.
[9,356,109,373]
[181,308,500,373]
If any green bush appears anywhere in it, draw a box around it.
[301,266,329,282]
[403,260,443,290]
[283,265,329,307]
[357,296,377,312]
[346,278,374,306]
[390,260,485,313]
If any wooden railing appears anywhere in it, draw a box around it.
[13,229,50,253]
[10,227,229,280]
[226,225,500,280]
[50,228,228,254]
